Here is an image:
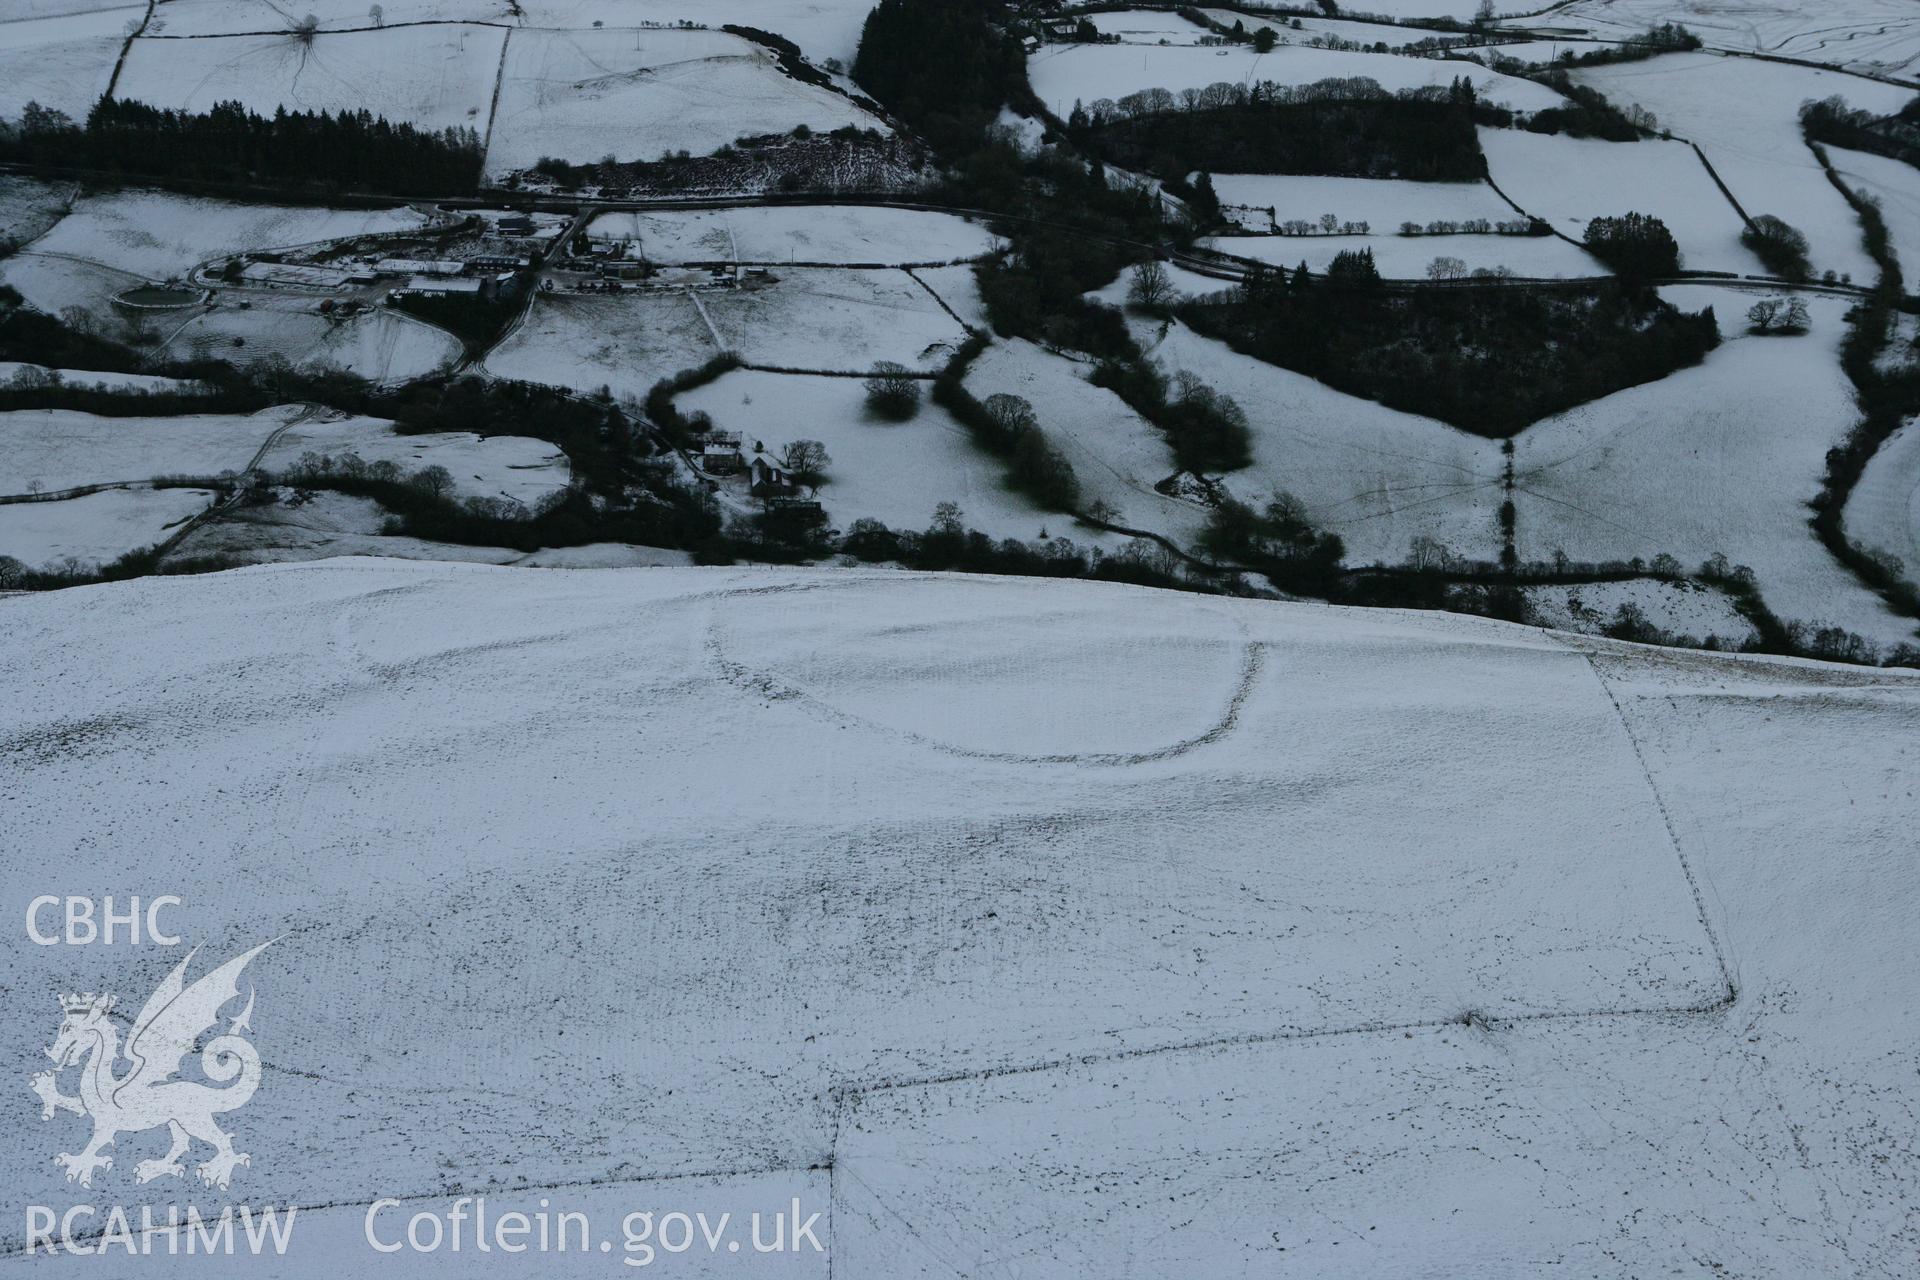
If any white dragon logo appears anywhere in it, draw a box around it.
[29,942,271,1191]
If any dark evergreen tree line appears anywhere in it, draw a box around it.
[1079,80,1493,182]
[1182,269,1720,437]
[0,98,482,195]
[852,0,1030,154]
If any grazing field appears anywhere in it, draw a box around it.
[582,206,996,266]
[0,404,298,493]
[0,7,127,122]
[20,191,429,283]
[1515,287,1917,646]
[257,412,571,505]
[678,368,1062,541]
[1211,174,1516,231]
[701,269,970,371]
[480,291,720,400]
[1479,127,1759,274]
[1205,231,1604,277]
[485,26,880,176]
[1526,0,1920,77]
[1026,42,1568,119]
[0,485,213,569]
[1145,320,1507,566]
[963,337,1206,545]
[1572,53,1906,283]
[116,24,508,134]
[1844,418,1920,574]
[8,563,1913,1272]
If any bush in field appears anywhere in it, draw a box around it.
[864,362,922,421]
[1742,214,1812,281]
[1584,212,1680,278]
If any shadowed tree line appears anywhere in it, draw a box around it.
[0,98,482,195]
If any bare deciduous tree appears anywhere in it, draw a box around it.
[1127,260,1173,312]
[780,439,831,492]
[982,392,1038,441]
[1746,298,1781,332]
[863,362,921,421]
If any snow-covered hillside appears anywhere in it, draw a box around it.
[2,560,1915,1275]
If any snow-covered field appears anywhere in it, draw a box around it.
[1829,145,1920,279]
[0,6,127,122]
[1524,575,1759,645]
[1199,10,1465,50]
[0,404,296,493]
[1211,174,1516,231]
[679,368,1064,541]
[1845,417,1920,574]
[1144,320,1507,566]
[1479,128,1760,274]
[484,26,879,176]
[143,0,879,68]
[1273,0,1537,17]
[1205,230,1604,277]
[963,337,1206,545]
[582,206,996,266]
[0,252,143,322]
[701,269,970,371]
[515,0,877,69]
[1027,42,1568,117]
[0,404,299,495]
[173,489,698,567]
[1572,53,1906,284]
[1516,286,1918,647]
[910,263,991,330]
[163,303,462,384]
[19,191,428,283]
[2,561,1913,1274]
[1085,8,1214,44]
[0,177,73,247]
[480,292,720,400]
[0,361,208,394]
[1525,0,1920,77]
[0,485,212,569]
[0,0,144,18]
[144,0,506,35]
[117,24,507,134]
[257,411,572,506]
